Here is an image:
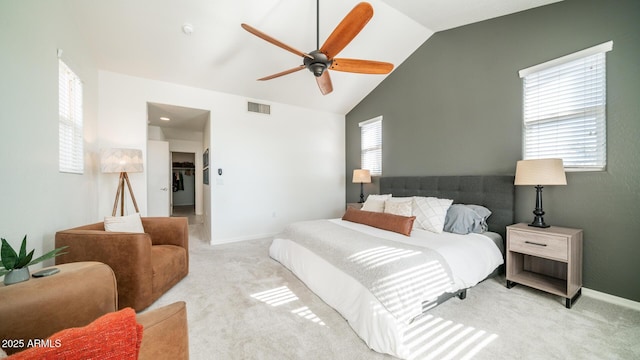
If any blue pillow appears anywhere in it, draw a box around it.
[443,204,492,235]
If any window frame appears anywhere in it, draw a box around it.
[58,57,84,174]
[359,116,382,177]
[519,41,612,172]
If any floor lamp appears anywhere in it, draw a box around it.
[101,148,144,216]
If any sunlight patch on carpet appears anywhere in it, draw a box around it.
[251,286,299,306]
[404,314,498,360]
[291,306,326,326]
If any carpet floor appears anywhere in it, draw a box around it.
[146,222,640,359]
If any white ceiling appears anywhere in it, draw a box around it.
[147,102,209,139]
[69,0,560,119]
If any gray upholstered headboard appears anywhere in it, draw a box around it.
[380,176,515,239]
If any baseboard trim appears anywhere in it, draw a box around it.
[583,287,640,311]
[210,233,277,246]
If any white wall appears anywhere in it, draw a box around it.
[0,0,99,267]
[98,71,345,244]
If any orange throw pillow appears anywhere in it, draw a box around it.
[9,308,143,360]
[342,207,416,236]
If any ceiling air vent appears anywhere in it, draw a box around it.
[247,101,270,115]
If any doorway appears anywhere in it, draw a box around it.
[172,152,196,217]
[146,102,210,224]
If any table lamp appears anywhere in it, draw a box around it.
[514,158,567,228]
[352,169,371,203]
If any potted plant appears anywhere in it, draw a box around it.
[1,235,68,285]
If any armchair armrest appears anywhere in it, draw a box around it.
[137,301,189,360]
[55,229,153,310]
[142,217,188,247]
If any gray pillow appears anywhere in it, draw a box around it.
[443,204,492,234]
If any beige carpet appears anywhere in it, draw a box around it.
[146,222,640,359]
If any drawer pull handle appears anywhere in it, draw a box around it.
[525,241,547,247]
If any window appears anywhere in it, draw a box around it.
[519,41,612,171]
[359,116,382,176]
[58,58,83,174]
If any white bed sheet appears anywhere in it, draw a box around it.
[269,219,504,359]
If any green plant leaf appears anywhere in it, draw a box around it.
[18,235,27,259]
[27,246,69,267]
[15,249,34,269]
[1,238,18,270]
[0,268,10,277]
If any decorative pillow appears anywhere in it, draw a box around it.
[342,208,416,236]
[412,197,453,233]
[466,204,492,232]
[383,197,413,217]
[361,194,392,213]
[8,308,143,360]
[104,213,144,233]
[444,204,492,234]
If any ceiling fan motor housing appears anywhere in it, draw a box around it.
[304,50,332,77]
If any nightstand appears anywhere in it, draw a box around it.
[346,202,363,210]
[506,223,583,308]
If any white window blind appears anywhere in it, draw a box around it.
[360,116,382,176]
[59,58,84,174]
[519,41,612,171]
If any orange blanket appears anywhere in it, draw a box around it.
[9,308,143,360]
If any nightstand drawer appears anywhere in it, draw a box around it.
[508,230,568,261]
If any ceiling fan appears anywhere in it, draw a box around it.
[241,1,394,95]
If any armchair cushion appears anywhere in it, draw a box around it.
[151,245,188,300]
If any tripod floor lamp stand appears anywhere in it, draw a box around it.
[101,148,144,216]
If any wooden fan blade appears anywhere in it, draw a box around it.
[258,65,306,81]
[316,71,333,95]
[241,23,313,60]
[330,58,394,74]
[320,2,373,59]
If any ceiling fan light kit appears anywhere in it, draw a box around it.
[241,1,393,95]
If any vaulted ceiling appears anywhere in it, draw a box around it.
[69,0,561,115]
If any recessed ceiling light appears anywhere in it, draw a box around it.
[182,23,194,35]
[160,117,170,121]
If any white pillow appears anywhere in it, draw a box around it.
[104,213,145,233]
[384,197,413,217]
[412,197,453,233]
[361,194,392,213]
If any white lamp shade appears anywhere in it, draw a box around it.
[101,148,144,173]
[514,158,567,186]
[352,169,371,183]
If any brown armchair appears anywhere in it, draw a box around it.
[55,217,189,311]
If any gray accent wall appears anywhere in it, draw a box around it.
[345,0,640,302]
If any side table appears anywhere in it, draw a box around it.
[506,223,583,308]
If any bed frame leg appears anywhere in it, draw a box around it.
[457,289,467,300]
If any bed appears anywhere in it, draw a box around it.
[270,175,514,358]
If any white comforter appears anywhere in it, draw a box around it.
[269,219,504,359]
